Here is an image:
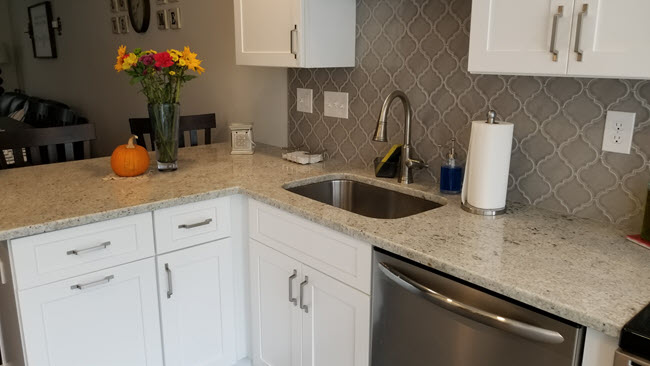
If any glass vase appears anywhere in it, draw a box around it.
[148,103,180,171]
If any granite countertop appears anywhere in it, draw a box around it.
[1,143,648,338]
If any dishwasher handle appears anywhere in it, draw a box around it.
[378,262,565,345]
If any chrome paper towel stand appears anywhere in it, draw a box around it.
[461,110,508,216]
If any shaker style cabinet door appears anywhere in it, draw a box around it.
[249,240,302,366]
[233,0,301,67]
[300,265,370,366]
[18,258,163,366]
[157,240,237,366]
[567,0,650,79]
[469,0,575,76]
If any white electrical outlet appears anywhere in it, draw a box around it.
[324,91,349,119]
[297,88,313,113]
[602,111,636,154]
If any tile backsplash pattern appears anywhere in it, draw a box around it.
[288,0,650,228]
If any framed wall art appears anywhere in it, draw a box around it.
[27,2,57,58]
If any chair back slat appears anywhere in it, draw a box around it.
[0,124,96,169]
[129,114,216,151]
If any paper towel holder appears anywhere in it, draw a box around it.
[461,202,507,216]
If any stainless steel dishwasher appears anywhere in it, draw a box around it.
[371,249,585,366]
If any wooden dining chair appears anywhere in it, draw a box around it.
[129,113,216,151]
[0,124,96,169]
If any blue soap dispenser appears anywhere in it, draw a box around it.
[440,138,463,194]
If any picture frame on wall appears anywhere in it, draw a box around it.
[111,17,120,34]
[109,0,118,13]
[118,14,129,33]
[27,1,57,58]
[168,8,181,29]
[117,0,127,11]
[156,10,168,30]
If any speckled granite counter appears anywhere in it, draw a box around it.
[1,144,648,337]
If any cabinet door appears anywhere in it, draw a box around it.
[300,265,370,366]
[157,240,236,366]
[18,258,163,366]
[249,240,302,366]
[567,0,650,78]
[233,0,301,67]
[469,0,575,76]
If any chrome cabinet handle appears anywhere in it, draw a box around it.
[299,276,309,313]
[165,264,173,299]
[549,6,564,61]
[290,25,298,59]
[70,275,114,290]
[178,218,212,229]
[66,241,111,256]
[378,262,565,345]
[289,270,298,306]
[574,4,588,61]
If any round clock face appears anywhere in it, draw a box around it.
[127,0,150,33]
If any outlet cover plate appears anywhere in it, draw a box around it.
[602,111,635,154]
[324,91,348,119]
[297,88,313,113]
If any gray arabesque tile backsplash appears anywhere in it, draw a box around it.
[288,0,650,229]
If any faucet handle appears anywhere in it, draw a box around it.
[406,158,428,170]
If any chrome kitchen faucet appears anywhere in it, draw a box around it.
[374,90,428,184]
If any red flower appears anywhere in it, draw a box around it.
[153,52,174,68]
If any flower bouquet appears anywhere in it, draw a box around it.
[114,46,205,171]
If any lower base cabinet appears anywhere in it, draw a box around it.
[249,240,370,366]
[157,240,237,366]
[18,258,163,366]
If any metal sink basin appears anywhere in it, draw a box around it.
[285,179,443,219]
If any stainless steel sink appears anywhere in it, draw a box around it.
[285,179,443,219]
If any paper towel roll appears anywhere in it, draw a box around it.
[461,120,514,210]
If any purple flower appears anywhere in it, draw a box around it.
[139,54,155,66]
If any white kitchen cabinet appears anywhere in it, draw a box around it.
[233,0,356,68]
[157,240,237,366]
[300,266,370,366]
[469,0,650,79]
[249,240,302,366]
[18,258,163,366]
[566,0,650,78]
[249,240,370,366]
[469,0,575,76]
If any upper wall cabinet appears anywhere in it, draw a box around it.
[233,0,356,68]
[468,0,650,79]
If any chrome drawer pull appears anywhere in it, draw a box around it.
[378,262,565,345]
[574,4,588,61]
[289,270,298,306]
[165,264,173,299]
[299,276,309,313]
[71,275,114,290]
[549,6,563,61]
[290,25,298,59]
[66,241,111,256]
[178,218,213,229]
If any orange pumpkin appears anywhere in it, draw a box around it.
[111,135,150,177]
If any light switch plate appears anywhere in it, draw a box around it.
[324,91,348,119]
[602,111,636,154]
[297,88,313,113]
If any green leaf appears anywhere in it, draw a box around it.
[130,76,144,85]
[182,75,197,82]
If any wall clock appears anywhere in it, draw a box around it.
[127,0,150,33]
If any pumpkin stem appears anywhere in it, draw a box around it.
[127,135,138,149]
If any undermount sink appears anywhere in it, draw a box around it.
[285,179,443,219]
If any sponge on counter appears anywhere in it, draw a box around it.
[374,145,402,178]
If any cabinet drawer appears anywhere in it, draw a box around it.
[11,213,155,290]
[154,197,231,254]
[249,200,371,293]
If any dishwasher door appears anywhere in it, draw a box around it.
[371,249,585,366]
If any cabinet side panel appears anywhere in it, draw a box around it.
[0,241,26,366]
[304,0,356,68]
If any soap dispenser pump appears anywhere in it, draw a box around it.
[440,138,463,194]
